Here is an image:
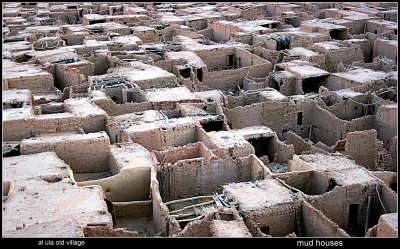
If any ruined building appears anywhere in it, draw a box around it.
[2,2,398,238]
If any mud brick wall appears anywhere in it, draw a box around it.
[113,200,152,218]
[344,129,378,170]
[158,156,257,202]
[301,201,350,237]
[173,213,214,237]
[224,100,316,140]
[132,29,160,43]
[93,98,152,117]
[373,38,398,60]
[20,132,111,173]
[150,166,172,235]
[375,104,398,149]
[389,136,397,172]
[290,33,331,49]
[305,184,384,233]
[55,65,85,90]
[286,131,330,155]
[322,48,364,72]
[243,202,301,237]
[6,73,54,90]
[380,184,398,214]
[3,116,35,141]
[61,32,89,46]
[211,21,242,42]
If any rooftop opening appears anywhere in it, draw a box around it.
[216,212,235,221]
[260,225,270,235]
[3,144,20,157]
[270,77,281,91]
[201,120,224,132]
[329,29,347,40]
[36,103,66,115]
[275,36,291,51]
[179,68,191,79]
[246,136,275,162]
[5,101,24,109]
[302,75,328,94]
[72,86,89,95]
[89,20,106,25]
[16,54,34,63]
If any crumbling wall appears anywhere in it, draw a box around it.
[285,131,330,155]
[150,166,173,235]
[375,104,398,149]
[211,21,242,42]
[373,38,397,60]
[311,44,364,72]
[344,129,378,170]
[94,98,153,117]
[305,183,384,235]
[301,201,350,237]
[173,212,214,237]
[275,170,331,196]
[85,53,111,75]
[225,99,316,140]
[83,226,139,237]
[380,184,398,214]
[310,104,375,146]
[389,136,397,172]
[243,201,301,237]
[153,142,216,165]
[55,65,85,90]
[195,47,235,70]
[251,46,282,67]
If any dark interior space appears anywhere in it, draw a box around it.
[260,225,270,235]
[3,144,20,157]
[201,120,224,132]
[302,75,328,94]
[246,136,275,161]
[389,183,397,192]
[228,54,237,69]
[180,68,191,79]
[277,171,336,196]
[347,203,363,237]
[197,69,203,82]
[41,104,66,114]
[297,112,303,125]
[89,19,106,25]
[270,78,281,91]
[329,29,347,40]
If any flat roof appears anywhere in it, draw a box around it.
[223,178,296,212]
